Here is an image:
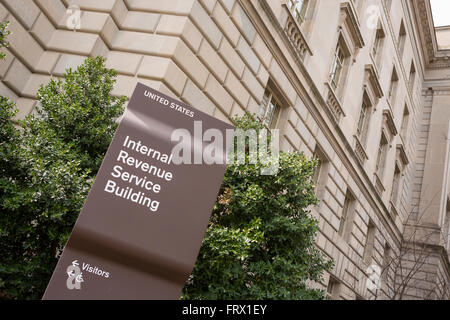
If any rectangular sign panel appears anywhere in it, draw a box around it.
[43,83,233,299]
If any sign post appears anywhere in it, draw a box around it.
[43,83,233,299]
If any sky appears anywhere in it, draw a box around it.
[430,0,450,27]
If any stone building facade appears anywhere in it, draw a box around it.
[0,0,448,299]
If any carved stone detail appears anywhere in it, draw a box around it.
[325,82,345,123]
[283,5,312,61]
[354,135,369,165]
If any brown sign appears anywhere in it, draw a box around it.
[43,83,233,299]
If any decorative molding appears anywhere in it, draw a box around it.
[390,201,399,217]
[413,0,450,69]
[374,173,386,196]
[325,82,345,124]
[339,1,365,50]
[396,144,409,167]
[282,4,313,61]
[369,51,382,78]
[354,135,368,165]
[382,108,398,139]
[365,64,384,100]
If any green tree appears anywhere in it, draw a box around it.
[0,56,126,299]
[183,114,333,300]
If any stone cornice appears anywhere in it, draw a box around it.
[365,64,384,99]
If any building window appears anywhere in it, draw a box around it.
[376,133,388,178]
[401,105,410,140]
[287,0,309,25]
[398,20,407,58]
[388,67,399,107]
[312,148,323,185]
[409,61,416,91]
[338,190,356,240]
[330,42,346,91]
[381,244,391,282]
[258,88,282,129]
[364,221,376,264]
[372,26,385,64]
[312,155,322,185]
[357,92,372,146]
[326,277,341,300]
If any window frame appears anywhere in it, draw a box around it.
[330,43,346,91]
[401,104,410,141]
[312,146,330,199]
[258,88,282,129]
[398,20,407,58]
[372,26,385,60]
[364,220,376,264]
[390,163,402,207]
[409,61,416,91]
[388,67,399,108]
[338,189,356,241]
[328,32,352,100]
[326,277,341,300]
[356,91,373,146]
[287,0,310,25]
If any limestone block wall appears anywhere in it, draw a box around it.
[0,0,259,121]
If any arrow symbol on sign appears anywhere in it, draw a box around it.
[72,260,79,267]
[67,270,75,277]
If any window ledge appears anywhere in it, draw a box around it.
[282,4,313,61]
[354,134,368,165]
[396,143,410,167]
[339,1,365,49]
